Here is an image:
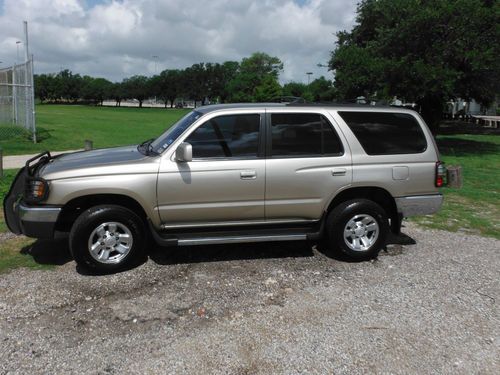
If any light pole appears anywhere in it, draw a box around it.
[306,72,313,85]
[152,55,159,106]
[152,55,159,75]
[16,41,22,64]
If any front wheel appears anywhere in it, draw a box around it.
[69,205,147,272]
[326,199,389,260]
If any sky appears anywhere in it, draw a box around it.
[0,0,358,83]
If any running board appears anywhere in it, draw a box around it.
[177,233,307,246]
[149,221,321,247]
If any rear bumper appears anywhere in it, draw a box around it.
[395,194,443,217]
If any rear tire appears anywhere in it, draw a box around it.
[69,205,146,272]
[325,199,388,260]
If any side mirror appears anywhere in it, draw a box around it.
[176,142,192,162]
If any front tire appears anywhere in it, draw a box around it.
[326,199,389,260]
[69,205,146,272]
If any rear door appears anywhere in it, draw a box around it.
[264,109,352,221]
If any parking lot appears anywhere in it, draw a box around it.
[0,222,498,374]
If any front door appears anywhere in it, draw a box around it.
[157,111,265,227]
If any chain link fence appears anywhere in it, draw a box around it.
[0,57,36,142]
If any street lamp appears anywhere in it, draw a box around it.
[152,55,159,75]
[306,72,313,85]
[152,55,159,106]
[16,41,22,64]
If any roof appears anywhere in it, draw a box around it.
[195,102,416,114]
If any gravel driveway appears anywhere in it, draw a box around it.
[0,222,498,374]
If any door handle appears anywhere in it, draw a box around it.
[331,168,347,177]
[240,170,257,180]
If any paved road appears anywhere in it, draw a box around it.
[0,223,498,374]
[2,150,81,169]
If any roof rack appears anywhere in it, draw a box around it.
[285,102,396,108]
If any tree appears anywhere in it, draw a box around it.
[55,69,83,102]
[254,75,282,102]
[110,82,125,106]
[227,52,283,102]
[205,61,239,103]
[122,75,150,108]
[329,0,500,129]
[183,63,208,107]
[34,74,52,102]
[153,69,182,107]
[81,76,112,105]
[308,77,336,102]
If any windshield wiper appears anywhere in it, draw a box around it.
[138,138,158,156]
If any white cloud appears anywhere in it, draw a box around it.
[0,0,357,83]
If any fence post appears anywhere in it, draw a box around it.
[447,165,463,189]
[84,140,93,151]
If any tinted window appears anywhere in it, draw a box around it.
[186,114,260,159]
[271,113,343,157]
[338,111,427,155]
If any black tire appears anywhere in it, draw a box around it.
[325,199,389,260]
[69,205,147,272]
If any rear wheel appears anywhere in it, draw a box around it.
[69,205,146,272]
[326,199,388,260]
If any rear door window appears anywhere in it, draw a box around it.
[270,113,343,157]
[338,111,427,155]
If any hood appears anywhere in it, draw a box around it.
[38,145,152,178]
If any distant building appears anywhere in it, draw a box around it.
[446,98,498,117]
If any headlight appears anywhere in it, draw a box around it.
[24,178,49,202]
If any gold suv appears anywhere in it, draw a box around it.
[4,103,444,272]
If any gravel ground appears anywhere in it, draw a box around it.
[0,222,498,374]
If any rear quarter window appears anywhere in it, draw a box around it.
[338,111,427,155]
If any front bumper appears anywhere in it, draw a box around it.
[395,194,443,217]
[17,202,62,238]
[7,201,62,239]
[3,165,61,239]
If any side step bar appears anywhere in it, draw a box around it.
[177,234,307,246]
[149,221,319,247]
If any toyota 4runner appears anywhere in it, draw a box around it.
[4,103,444,272]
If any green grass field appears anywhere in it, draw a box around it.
[1,104,189,155]
[0,105,498,272]
[412,134,500,239]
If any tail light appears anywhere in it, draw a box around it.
[435,161,446,187]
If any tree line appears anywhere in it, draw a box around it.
[34,52,335,107]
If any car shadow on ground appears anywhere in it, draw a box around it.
[20,237,73,266]
[148,240,315,266]
[18,231,417,274]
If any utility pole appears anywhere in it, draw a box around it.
[306,72,313,85]
[152,55,159,106]
[16,41,21,63]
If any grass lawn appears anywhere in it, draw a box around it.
[0,236,49,274]
[411,134,500,239]
[0,104,189,155]
[1,169,43,273]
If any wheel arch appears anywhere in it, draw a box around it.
[55,193,149,232]
[325,186,400,233]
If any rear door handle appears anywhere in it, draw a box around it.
[331,168,347,177]
[240,170,257,180]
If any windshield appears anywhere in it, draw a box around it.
[151,111,203,154]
